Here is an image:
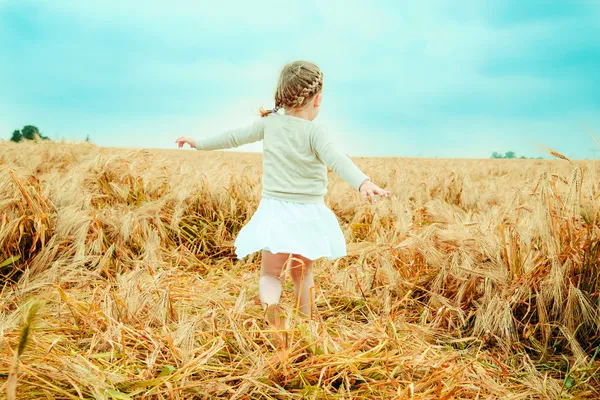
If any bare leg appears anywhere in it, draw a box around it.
[260,251,290,352]
[259,251,290,308]
[289,254,315,317]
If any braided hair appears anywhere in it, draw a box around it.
[260,61,324,117]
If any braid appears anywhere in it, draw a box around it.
[292,72,323,107]
[263,61,323,116]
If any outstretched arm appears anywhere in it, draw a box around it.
[311,127,390,202]
[176,119,265,150]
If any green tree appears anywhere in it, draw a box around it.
[21,125,40,140]
[491,152,503,159]
[10,130,22,143]
[10,125,50,142]
[504,151,516,159]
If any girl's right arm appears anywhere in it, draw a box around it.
[176,119,265,150]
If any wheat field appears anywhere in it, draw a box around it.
[1,141,599,399]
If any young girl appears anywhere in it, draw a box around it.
[175,61,389,344]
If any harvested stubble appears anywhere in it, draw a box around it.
[1,141,599,399]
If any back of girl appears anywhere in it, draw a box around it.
[175,60,390,359]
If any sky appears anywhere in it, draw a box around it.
[1,0,599,158]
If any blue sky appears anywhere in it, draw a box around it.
[1,0,599,158]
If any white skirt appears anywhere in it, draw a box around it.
[234,197,347,261]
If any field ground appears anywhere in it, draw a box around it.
[1,141,600,399]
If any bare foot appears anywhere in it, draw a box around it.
[265,304,288,350]
[266,348,289,367]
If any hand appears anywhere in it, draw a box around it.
[175,136,196,148]
[359,180,390,203]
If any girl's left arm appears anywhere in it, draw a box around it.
[310,126,370,190]
[311,126,390,202]
[176,119,265,151]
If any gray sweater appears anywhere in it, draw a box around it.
[194,114,369,203]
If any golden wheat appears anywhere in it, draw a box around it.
[1,140,599,399]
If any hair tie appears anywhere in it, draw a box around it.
[272,108,278,114]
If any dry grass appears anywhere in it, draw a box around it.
[1,140,599,399]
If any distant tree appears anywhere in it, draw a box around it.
[9,125,50,142]
[23,125,49,140]
[85,134,91,142]
[10,130,22,143]
[21,125,40,140]
[491,151,534,159]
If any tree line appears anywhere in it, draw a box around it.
[10,125,50,142]
[491,151,542,159]
[9,125,92,143]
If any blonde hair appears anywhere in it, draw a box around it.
[260,61,324,117]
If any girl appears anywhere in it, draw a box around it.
[175,61,389,346]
